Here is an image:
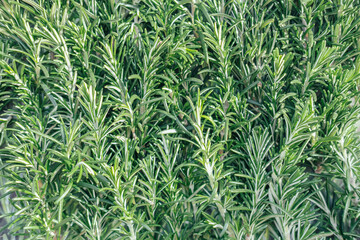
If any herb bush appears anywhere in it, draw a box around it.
[1,0,360,239]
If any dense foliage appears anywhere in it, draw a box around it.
[1,0,360,239]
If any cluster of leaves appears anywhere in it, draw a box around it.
[1,0,360,239]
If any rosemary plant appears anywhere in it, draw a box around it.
[1,0,360,239]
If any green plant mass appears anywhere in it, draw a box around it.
[1,0,360,239]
